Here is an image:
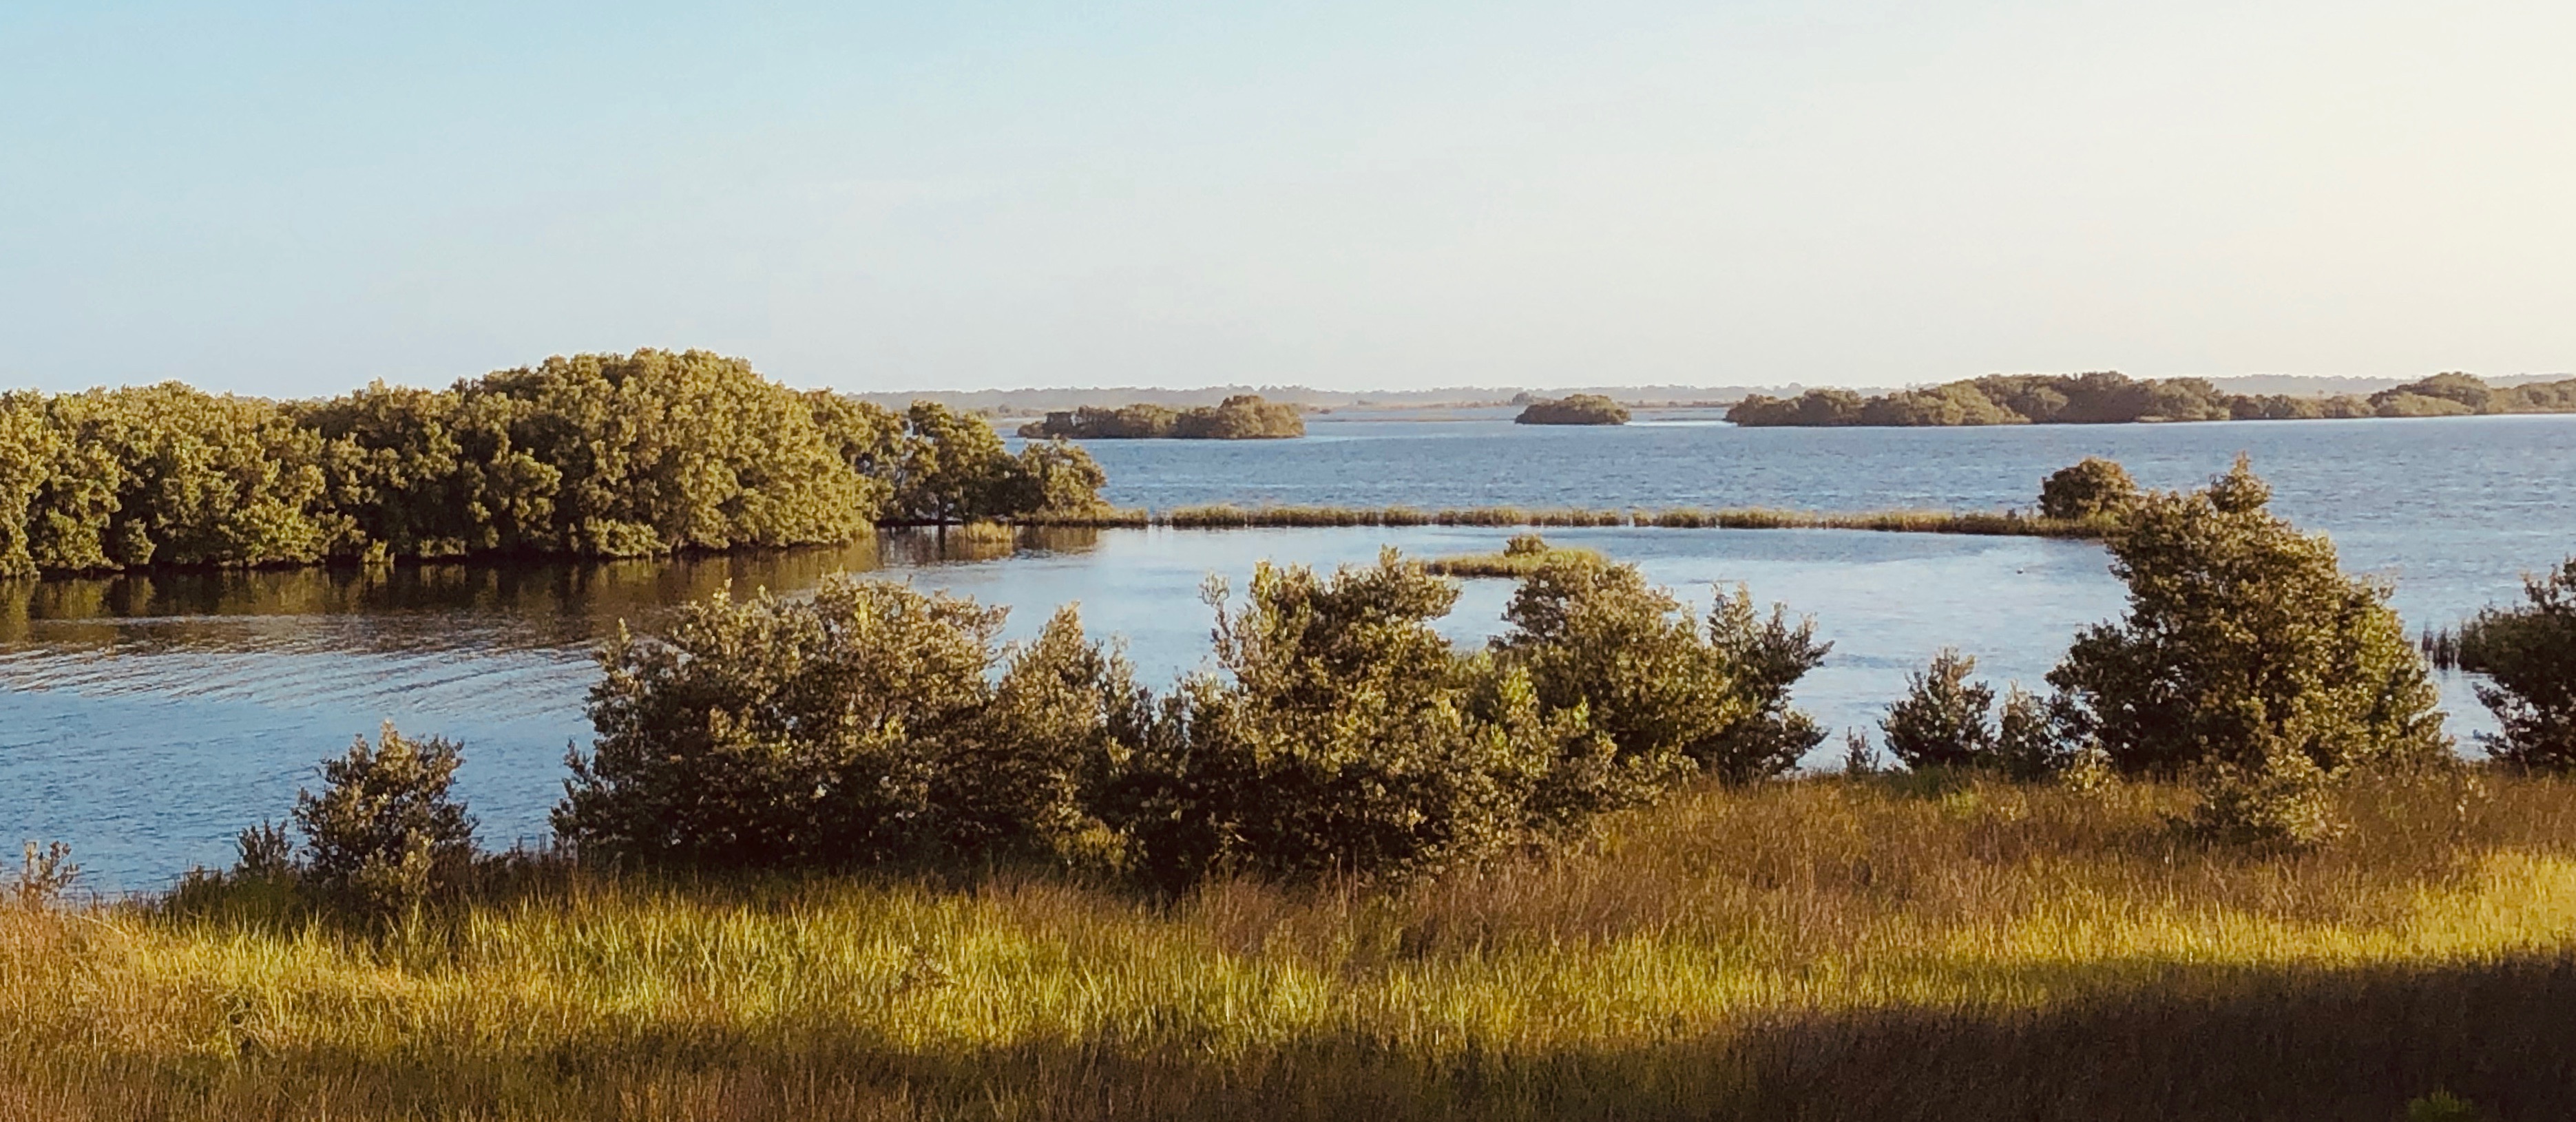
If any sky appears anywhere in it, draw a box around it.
[3,1,2573,397]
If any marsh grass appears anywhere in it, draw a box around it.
[1423,536,1606,578]
[1048,505,2103,538]
[7,771,2576,1120]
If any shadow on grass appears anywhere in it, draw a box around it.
[40,950,2574,1121]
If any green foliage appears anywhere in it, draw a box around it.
[1728,370,2576,427]
[561,578,1003,868]
[1495,555,1829,784]
[2038,457,2142,522]
[0,350,1104,575]
[292,724,479,916]
[2469,558,2576,772]
[1882,649,1996,770]
[1121,555,1584,886]
[1514,394,1631,425]
[561,552,1826,887]
[2047,458,2450,843]
[1018,394,1305,440]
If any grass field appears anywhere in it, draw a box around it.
[6,771,2573,1121]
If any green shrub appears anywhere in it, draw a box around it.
[2471,558,2576,771]
[1881,649,1996,770]
[293,724,478,915]
[2038,457,2141,522]
[2049,457,2449,841]
[1494,554,1828,784]
[1118,554,1586,886]
[561,578,1006,868]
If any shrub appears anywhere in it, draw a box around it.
[1993,684,2078,781]
[1117,554,1584,886]
[1494,554,1828,784]
[1881,649,1996,770]
[2471,558,2576,771]
[2049,457,2450,841]
[561,578,1006,869]
[293,724,478,915]
[2038,457,2141,522]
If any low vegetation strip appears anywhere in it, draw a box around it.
[1045,503,2106,538]
[1015,394,1306,440]
[1423,534,1605,577]
[7,774,2576,1121]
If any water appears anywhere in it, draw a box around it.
[6,412,2570,889]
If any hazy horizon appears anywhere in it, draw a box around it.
[6,1,2573,397]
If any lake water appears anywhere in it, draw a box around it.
[6,412,2570,889]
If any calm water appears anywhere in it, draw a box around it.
[6,412,2570,889]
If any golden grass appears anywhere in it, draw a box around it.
[7,772,2574,1120]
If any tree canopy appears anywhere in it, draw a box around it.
[1726,371,2576,427]
[0,350,1109,577]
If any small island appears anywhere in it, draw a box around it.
[1017,394,1305,439]
[1725,371,2576,427]
[1514,393,1631,425]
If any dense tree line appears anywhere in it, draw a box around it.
[1016,394,1306,439]
[1726,371,2576,427]
[1514,394,1631,425]
[0,350,1109,578]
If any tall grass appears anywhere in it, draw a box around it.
[7,772,2575,1120]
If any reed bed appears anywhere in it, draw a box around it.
[7,771,2574,1121]
[1022,505,2102,538]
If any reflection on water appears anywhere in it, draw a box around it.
[11,413,2570,889]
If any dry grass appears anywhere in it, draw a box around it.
[6,771,2575,1121]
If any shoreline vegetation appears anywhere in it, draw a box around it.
[8,460,2576,1118]
[1726,370,2576,427]
[1026,502,2108,538]
[1423,533,1605,578]
[10,460,2576,1119]
[0,350,1112,580]
[1512,392,1631,425]
[1015,394,1306,440]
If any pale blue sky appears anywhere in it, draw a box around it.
[4,1,2571,396]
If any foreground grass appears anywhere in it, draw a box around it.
[8,773,2576,1121]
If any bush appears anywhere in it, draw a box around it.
[558,555,1828,887]
[2049,457,2450,842]
[2038,457,2142,522]
[565,578,996,868]
[2471,558,2576,771]
[1118,554,1587,886]
[1881,649,1996,770]
[1494,554,1828,784]
[293,724,478,915]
